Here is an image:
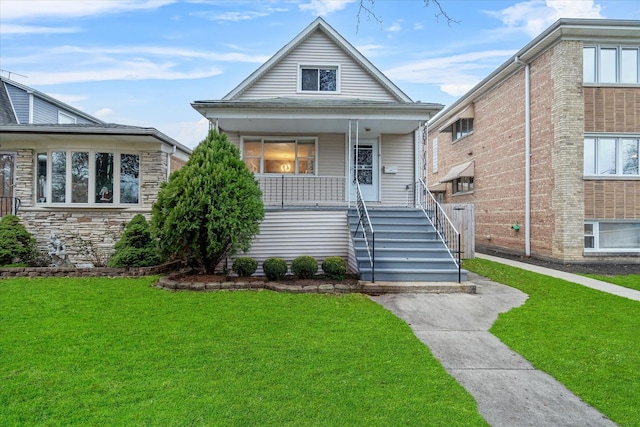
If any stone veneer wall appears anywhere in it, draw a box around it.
[15,150,167,265]
[551,40,585,261]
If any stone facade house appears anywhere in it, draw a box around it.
[0,76,191,265]
[191,18,466,281]
[427,19,639,264]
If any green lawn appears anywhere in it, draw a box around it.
[583,273,640,292]
[464,259,640,427]
[0,277,487,427]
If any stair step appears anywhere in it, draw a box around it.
[359,268,467,282]
[353,237,445,249]
[354,247,452,258]
[357,257,457,270]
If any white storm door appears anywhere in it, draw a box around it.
[352,139,378,201]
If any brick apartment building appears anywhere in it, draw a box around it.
[427,19,639,264]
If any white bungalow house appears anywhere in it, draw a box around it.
[192,18,466,282]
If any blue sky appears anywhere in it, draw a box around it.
[1,0,638,148]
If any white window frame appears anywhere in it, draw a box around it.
[584,221,640,253]
[240,137,318,175]
[583,135,640,178]
[57,111,77,124]
[35,150,141,207]
[583,45,640,85]
[452,176,474,195]
[452,118,473,142]
[297,64,341,94]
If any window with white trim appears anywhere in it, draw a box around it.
[585,221,640,251]
[452,118,473,142]
[584,137,639,177]
[242,137,316,175]
[299,65,338,92]
[36,151,139,205]
[583,46,640,84]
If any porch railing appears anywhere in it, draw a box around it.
[414,179,462,282]
[0,197,21,217]
[256,175,345,208]
[353,180,375,282]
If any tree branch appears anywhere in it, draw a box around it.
[356,0,458,32]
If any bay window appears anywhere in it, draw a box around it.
[242,138,316,174]
[36,151,139,205]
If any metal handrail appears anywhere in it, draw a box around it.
[415,179,461,282]
[0,197,20,217]
[353,180,375,282]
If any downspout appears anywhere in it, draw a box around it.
[167,144,176,181]
[515,56,531,256]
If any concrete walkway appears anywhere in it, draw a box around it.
[476,253,640,302]
[369,256,635,426]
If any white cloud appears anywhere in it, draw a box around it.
[22,63,223,85]
[299,0,355,16]
[385,49,515,97]
[94,108,114,119]
[487,0,602,37]
[355,44,385,57]
[414,22,424,30]
[0,0,174,20]
[386,20,402,32]
[160,117,210,149]
[0,24,81,35]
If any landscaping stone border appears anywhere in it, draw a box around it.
[0,261,184,278]
[156,276,359,294]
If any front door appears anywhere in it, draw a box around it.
[352,139,378,202]
[0,153,16,216]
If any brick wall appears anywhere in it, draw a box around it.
[584,87,640,133]
[584,180,640,219]
[170,156,187,174]
[551,40,585,261]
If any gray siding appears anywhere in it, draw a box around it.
[380,133,415,206]
[33,97,58,123]
[239,31,397,101]
[5,83,29,123]
[33,97,94,124]
[239,210,350,275]
[317,133,345,176]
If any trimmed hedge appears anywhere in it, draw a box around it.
[232,257,258,277]
[322,256,347,281]
[263,257,288,281]
[291,255,318,279]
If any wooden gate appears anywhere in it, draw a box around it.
[442,203,475,259]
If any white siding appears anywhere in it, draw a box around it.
[380,134,415,206]
[238,31,397,101]
[317,133,345,176]
[238,210,350,275]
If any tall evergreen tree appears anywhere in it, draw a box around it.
[152,130,264,273]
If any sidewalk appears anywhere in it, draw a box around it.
[476,252,640,302]
[369,254,640,426]
[372,274,618,426]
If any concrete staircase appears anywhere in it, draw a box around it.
[348,208,467,282]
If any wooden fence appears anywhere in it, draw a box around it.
[441,203,475,259]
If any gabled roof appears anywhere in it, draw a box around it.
[428,18,640,128]
[1,76,104,124]
[223,17,413,102]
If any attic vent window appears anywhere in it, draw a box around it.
[300,66,338,92]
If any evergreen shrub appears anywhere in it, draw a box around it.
[232,257,258,277]
[291,255,318,279]
[322,256,347,281]
[108,214,161,268]
[152,130,264,273]
[0,215,37,266]
[263,257,288,281]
